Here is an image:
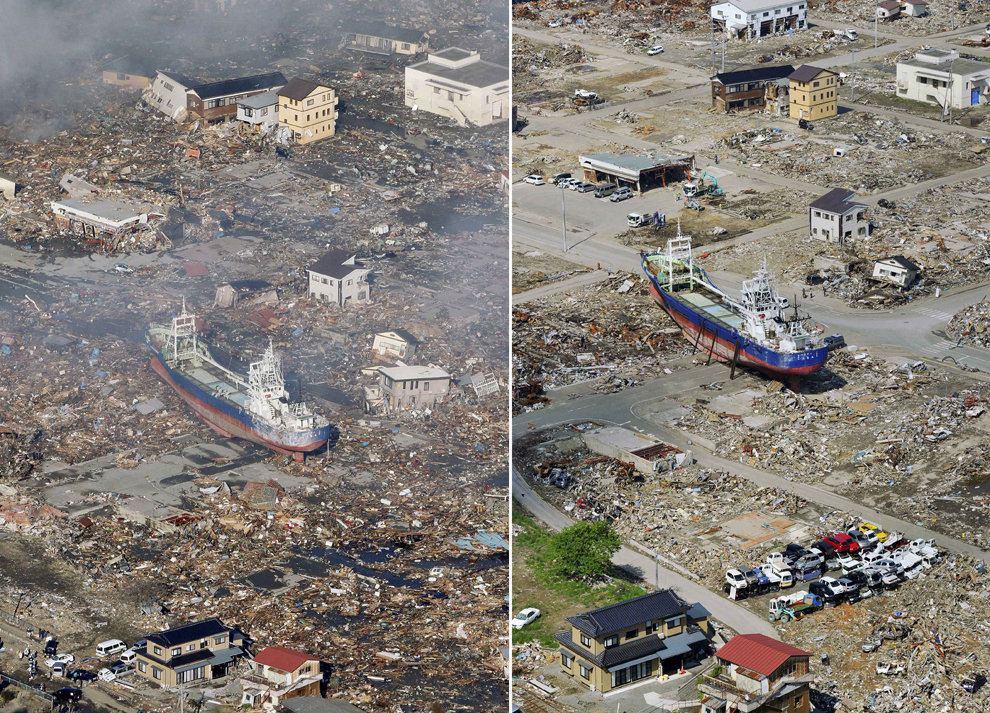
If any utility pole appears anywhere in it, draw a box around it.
[722,31,726,73]
[949,58,955,125]
[559,183,568,252]
[875,12,878,48]
[851,45,855,103]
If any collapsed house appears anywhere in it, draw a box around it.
[50,197,169,253]
[339,21,430,56]
[711,0,808,39]
[144,70,287,123]
[711,65,795,113]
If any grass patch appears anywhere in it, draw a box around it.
[511,501,647,648]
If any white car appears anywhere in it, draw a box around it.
[98,668,117,682]
[524,174,545,186]
[647,45,664,55]
[548,19,564,28]
[45,654,74,668]
[511,607,541,630]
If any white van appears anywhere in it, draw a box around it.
[119,649,137,664]
[96,639,127,658]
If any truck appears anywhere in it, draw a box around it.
[768,591,822,622]
[909,538,938,556]
[760,563,794,589]
[899,552,925,580]
[725,568,749,598]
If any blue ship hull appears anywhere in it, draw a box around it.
[149,347,330,460]
[642,260,827,386]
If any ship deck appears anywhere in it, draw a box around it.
[179,361,252,410]
[678,291,746,330]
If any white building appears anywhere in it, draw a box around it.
[145,71,196,121]
[404,48,509,126]
[0,172,16,200]
[372,330,420,360]
[375,365,451,412]
[306,249,371,308]
[876,0,901,18]
[236,89,280,132]
[873,256,920,287]
[903,0,928,16]
[809,188,868,244]
[710,0,807,39]
[896,49,990,111]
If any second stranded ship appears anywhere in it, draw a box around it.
[642,236,827,387]
[147,301,330,460]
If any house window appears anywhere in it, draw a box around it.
[604,636,618,647]
[260,107,267,116]
[215,636,226,645]
[423,381,430,391]
[153,667,162,680]
[402,43,411,50]
[625,629,638,640]
[138,661,147,673]
[154,646,163,656]
[579,663,591,680]
[117,72,128,81]
[666,615,685,629]
[813,81,820,88]
[307,114,310,121]
[186,644,196,651]
[919,77,928,84]
[163,82,174,91]
[346,279,352,286]
[243,107,254,117]
[307,98,315,105]
[580,634,592,647]
[561,653,574,668]
[171,648,181,656]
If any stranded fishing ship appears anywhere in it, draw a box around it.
[148,301,330,460]
[642,235,827,387]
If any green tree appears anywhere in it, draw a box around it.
[540,520,621,581]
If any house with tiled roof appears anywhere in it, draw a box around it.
[698,634,812,713]
[133,618,247,687]
[240,646,323,708]
[553,589,711,693]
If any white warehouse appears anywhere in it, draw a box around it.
[896,49,990,111]
[711,0,807,39]
[404,48,509,126]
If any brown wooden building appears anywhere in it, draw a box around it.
[186,72,287,123]
[711,65,794,113]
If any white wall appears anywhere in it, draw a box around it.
[896,63,990,109]
[810,207,867,244]
[404,68,508,126]
[146,73,190,120]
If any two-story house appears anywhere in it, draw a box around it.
[340,21,430,56]
[306,249,371,307]
[240,646,323,708]
[553,590,711,693]
[101,55,156,90]
[809,188,868,244]
[404,48,510,126]
[711,0,807,40]
[372,330,420,360]
[711,65,794,113]
[374,365,451,412]
[236,88,280,133]
[698,634,812,713]
[144,70,286,123]
[134,618,247,687]
[278,77,338,145]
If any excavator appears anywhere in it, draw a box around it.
[682,171,723,198]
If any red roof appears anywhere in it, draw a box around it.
[252,646,317,673]
[715,634,810,677]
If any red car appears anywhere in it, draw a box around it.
[825,533,859,553]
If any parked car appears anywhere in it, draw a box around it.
[51,662,67,678]
[594,183,616,198]
[858,522,888,543]
[558,177,579,189]
[837,578,862,603]
[646,45,664,55]
[524,174,545,186]
[45,654,74,668]
[550,172,572,185]
[67,670,98,682]
[823,334,846,350]
[511,607,541,630]
[96,640,127,658]
[809,580,843,606]
[575,182,595,193]
[846,529,876,551]
[119,650,137,665]
[110,662,133,675]
[44,639,59,657]
[52,688,83,703]
[98,668,116,682]
[609,187,634,202]
[724,568,749,595]
[811,541,836,557]
[825,533,859,553]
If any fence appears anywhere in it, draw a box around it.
[0,672,54,710]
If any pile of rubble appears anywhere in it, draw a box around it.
[811,0,990,36]
[949,299,990,348]
[512,273,689,411]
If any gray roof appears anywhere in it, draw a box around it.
[158,70,201,89]
[308,249,362,279]
[879,255,921,271]
[145,618,235,648]
[555,625,706,669]
[342,21,425,44]
[878,0,901,9]
[408,54,509,90]
[381,328,420,345]
[237,88,280,109]
[283,698,368,713]
[713,64,795,86]
[102,55,158,78]
[191,72,286,100]
[809,188,865,214]
[901,57,990,77]
[789,65,833,83]
[566,589,690,638]
[52,197,161,222]
[580,153,693,175]
[432,48,474,62]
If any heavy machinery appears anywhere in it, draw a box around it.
[683,171,723,198]
[768,591,822,622]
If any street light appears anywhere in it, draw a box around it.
[559,182,568,252]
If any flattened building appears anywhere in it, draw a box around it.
[404,48,509,126]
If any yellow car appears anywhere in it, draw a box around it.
[859,522,888,543]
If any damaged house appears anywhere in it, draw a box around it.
[896,49,990,111]
[711,0,807,40]
[240,647,323,708]
[809,188,868,244]
[698,634,812,713]
[340,21,430,56]
[306,249,371,307]
[51,197,168,253]
[144,70,287,123]
[873,255,921,287]
[404,48,509,126]
[366,365,452,413]
[578,153,694,194]
[372,329,420,360]
[711,65,794,113]
[100,55,157,90]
